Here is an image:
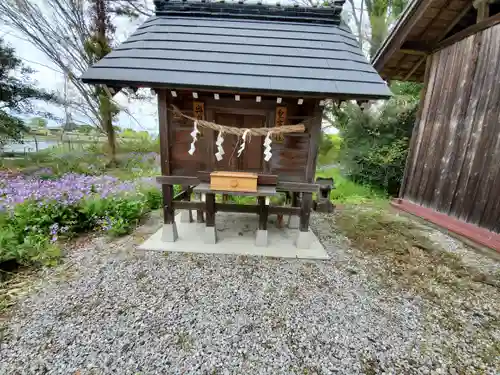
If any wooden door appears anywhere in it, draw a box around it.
[212,112,265,172]
[213,112,240,171]
[241,114,265,172]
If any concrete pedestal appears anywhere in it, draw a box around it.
[161,223,178,242]
[203,226,217,244]
[287,215,300,229]
[139,212,328,259]
[180,210,192,223]
[255,229,268,247]
[295,230,312,249]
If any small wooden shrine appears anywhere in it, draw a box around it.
[82,0,390,249]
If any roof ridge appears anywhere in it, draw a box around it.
[153,0,346,25]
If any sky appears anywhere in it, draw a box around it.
[2,0,367,135]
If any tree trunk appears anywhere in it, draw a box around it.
[100,94,116,165]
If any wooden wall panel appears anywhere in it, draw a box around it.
[402,24,500,233]
[164,92,319,183]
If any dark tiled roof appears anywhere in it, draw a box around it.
[81,1,390,98]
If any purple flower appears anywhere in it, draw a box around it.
[0,171,148,212]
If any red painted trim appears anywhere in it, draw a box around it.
[391,199,500,253]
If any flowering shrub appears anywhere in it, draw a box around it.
[0,171,161,266]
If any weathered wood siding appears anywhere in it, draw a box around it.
[160,91,322,183]
[402,24,500,233]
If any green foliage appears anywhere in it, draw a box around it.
[365,0,410,57]
[117,137,159,154]
[28,117,48,128]
[0,185,161,266]
[318,133,342,166]
[316,167,387,204]
[0,214,61,267]
[335,98,418,196]
[76,124,95,135]
[0,111,28,148]
[0,38,57,148]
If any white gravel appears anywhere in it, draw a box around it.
[1,211,499,375]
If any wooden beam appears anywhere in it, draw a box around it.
[440,4,474,40]
[276,182,319,193]
[373,0,435,71]
[173,201,205,210]
[173,189,190,201]
[172,201,302,215]
[269,206,301,215]
[156,176,199,185]
[402,5,474,81]
[436,13,500,52]
[400,41,432,53]
[400,49,428,56]
[403,57,427,81]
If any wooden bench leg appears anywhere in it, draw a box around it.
[161,184,178,242]
[194,193,204,223]
[180,185,194,223]
[255,196,269,247]
[296,192,312,249]
[204,193,217,244]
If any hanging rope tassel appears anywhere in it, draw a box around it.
[237,129,250,158]
[263,131,273,162]
[188,120,200,156]
[215,131,225,161]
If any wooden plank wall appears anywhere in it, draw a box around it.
[164,92,320,183]
[402,23,500,233]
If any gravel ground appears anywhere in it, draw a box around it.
[1,211,499,375]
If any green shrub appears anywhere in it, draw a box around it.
[334,98,418,196]
[316,167,387,204]
[0,185,161,266]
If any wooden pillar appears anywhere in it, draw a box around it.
[180,185,194,223]
[204,193,217,244]
[158,89,175,226]
[158,90,175,224]
[295,191,312,249]
[162,185,175,224]
[299,192,313,232]
[258,196,269,230]
[305,101,323,182]
[205,193,216,227]
[196,193,205,223]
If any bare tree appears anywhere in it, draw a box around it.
[0,0,154,162]
[0,0,101,124]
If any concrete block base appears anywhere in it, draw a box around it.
[287,215,300,229]
[180,210,192,223]
[255,229,268,247]
[203,226,217,244]
[139,212,328,259]
[295,230,312,249]
[161,223,178,242]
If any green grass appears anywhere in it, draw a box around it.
[316,167,388,205]
[332,206,500,297]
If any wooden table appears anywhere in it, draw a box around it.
[193,183,278,244]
